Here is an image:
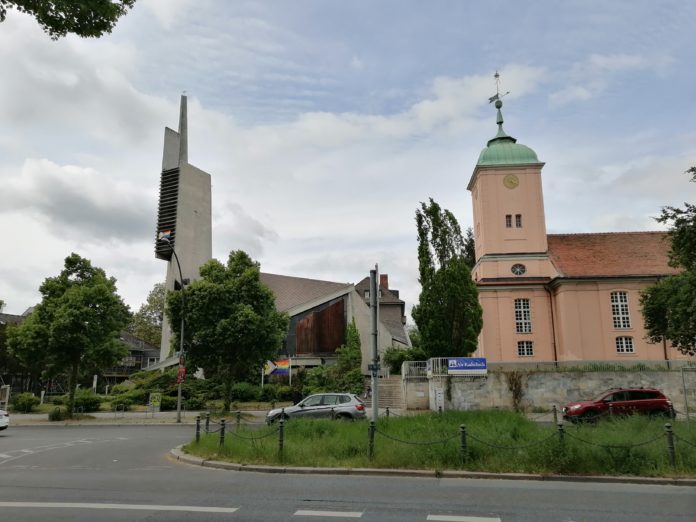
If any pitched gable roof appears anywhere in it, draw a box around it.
[354,276,403,304]
[547,232,680,278]
[0,313,23,326]
[259,273,351,312]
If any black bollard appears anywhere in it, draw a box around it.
[219,419,226,448]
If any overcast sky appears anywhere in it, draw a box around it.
[1,1,694,320]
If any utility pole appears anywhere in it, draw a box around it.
[369,265,380,423]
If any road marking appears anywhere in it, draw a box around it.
[0,502,238,513]
[294,509,363,518]
[426,515,500,522]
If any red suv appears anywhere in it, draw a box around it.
[562,388,674,423]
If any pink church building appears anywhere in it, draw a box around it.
[467,99,688,364]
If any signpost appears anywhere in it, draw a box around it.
[447,357,488,376]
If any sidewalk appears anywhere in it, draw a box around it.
[9,408,406,426]
[9,410,262,426]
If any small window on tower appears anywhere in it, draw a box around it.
[515,214,522,228]
[505,215,512,228]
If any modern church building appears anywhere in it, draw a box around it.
[467,98,688,364]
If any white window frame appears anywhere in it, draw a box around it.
[505,214,512,228]
[611,291,631,329]
[515,214,522,228]
[514,298,532,333]
[615,336,635,354]
[517,341,534,357]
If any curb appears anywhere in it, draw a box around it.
[169,446,696,486]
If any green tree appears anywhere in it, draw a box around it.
[167,250,288,412]
[0,0,135,39]
[640,168,696,356]
[7,254,130,415]
[335,320,362,373]
[128,282,164,347]
[411,198,483,358]
[463,226,476,268]
[302,320,364,396]
[5,312,50,391]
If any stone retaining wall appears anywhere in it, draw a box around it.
[420,370,696,414]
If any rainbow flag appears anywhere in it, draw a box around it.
[273,359,290,374]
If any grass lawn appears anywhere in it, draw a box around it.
[184,410,696,477]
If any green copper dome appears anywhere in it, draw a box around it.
[477,99,539,166]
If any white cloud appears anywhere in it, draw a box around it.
[549,53,672,106]
[140,0,197,30]
[0,2,692,324]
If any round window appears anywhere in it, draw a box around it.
[511,263,526,276]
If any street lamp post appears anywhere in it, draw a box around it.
[159,235,186,423]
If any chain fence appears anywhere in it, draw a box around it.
[466,430,558,450]
[191,410,696,471]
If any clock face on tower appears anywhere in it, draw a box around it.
[503,174,519,189]
[511,263,526,276]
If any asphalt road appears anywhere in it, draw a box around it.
[0,425,694,521]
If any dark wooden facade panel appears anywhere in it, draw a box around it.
[295,299,346,355]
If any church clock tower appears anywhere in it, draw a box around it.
[467,88,558,361]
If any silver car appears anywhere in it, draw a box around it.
[0,409,9,431]
[266,393,366,423]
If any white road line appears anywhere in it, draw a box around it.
[426,515,500,522]
[294,509,363,518]
[0,502,238,513]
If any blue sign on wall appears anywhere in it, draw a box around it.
[447,357,487,375]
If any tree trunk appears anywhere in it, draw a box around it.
[223,379,232,413]
[67,361,79,418]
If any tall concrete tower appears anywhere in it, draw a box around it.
[155,95,212,362]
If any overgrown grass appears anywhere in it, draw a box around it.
[183,410,696,477]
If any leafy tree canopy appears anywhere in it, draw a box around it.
[7,253,130,415]
[412,199,483,358]
[303,320,364,396]
[640,168,696,356]
[167,250,289,411]
[0,0,135,39]
[128,282,164,347]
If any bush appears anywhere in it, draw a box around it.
[160,396,178,411]
[111,389,148,406]
[185,395,206,410]
[48,407,66,421]
[337,368,365,395]
[383,346,428,374]
[230,382,260,402]
[276,385,293,401]
[73,390,103,413]
[12,392,40,413]
[111,397,133,411]
[259,384,279,402]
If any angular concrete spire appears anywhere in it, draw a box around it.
[178,94,188,165]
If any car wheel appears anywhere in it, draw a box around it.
[581,410,599,423]
[650,409,672,419]
[335,413,352,421]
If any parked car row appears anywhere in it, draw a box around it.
[562,387,674,423]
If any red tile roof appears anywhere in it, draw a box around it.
[547,232,681,278]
